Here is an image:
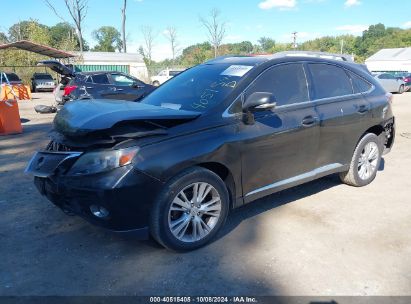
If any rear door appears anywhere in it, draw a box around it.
[240,63,320,202]
[307,63,372,167]
[86,73,117,99]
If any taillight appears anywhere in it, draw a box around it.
[386,92,393,104]
[64,85,77,96]
[405,77,411,82]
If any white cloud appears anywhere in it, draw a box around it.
[344,0,361,7]
[403,21,411,29]
[258,0,297,10]
[336,24,368,34]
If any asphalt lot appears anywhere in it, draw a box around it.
[0,92,411,296]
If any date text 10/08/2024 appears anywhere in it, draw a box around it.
[149,296,258,303]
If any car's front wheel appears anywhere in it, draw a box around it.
[150,167,229,251]
[340,133,382,187]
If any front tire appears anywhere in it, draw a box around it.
[150,167,229,251]
[340,133,382,187]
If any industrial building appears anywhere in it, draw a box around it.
[365,47,411,73]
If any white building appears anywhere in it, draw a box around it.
[72,52,148,81]
[365,47,411,73]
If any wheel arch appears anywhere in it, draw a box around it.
[196,162,237,210]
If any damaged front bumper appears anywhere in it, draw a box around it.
[27,151,164,239]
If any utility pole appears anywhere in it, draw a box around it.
[340,39,344,54]
[292,31,298,49]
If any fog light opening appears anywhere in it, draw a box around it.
[90,205,110,218]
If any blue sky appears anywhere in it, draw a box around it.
[2,0,410,60]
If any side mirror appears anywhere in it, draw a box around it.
[242,92,276,113]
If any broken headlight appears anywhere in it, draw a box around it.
[68,147,139,176]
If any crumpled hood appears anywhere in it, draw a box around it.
[53,99,201,137]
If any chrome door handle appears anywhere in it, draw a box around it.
[301,116,317,127]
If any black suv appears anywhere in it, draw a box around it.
[38,60,154,103]
[26,54,395,251]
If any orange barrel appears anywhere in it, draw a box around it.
[0,99,23,135]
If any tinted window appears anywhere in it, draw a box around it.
[34,74,53,80]
[349,72,372,93]
[245,63,309,106]
[142,64,254,112]
[309,64,353,99]
[6,73,20,81]
[169,71,182,76]
[92,74,110,84]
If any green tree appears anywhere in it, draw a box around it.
[0,32,8,43]
[92,26,122,52]
[49,22,80,51]
[258,37,276,52]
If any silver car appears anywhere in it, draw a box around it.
[373,72,405,94]
[31,73,56,92]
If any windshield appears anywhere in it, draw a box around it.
[35,74,53,80]
[142,63,254,112]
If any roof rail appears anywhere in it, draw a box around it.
[274,51,354,62]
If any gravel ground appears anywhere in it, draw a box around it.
[0,92,411,296]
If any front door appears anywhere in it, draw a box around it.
[107,73,147,101]
[240,63,320,202]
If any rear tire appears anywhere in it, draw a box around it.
[150,167,229,251]
[152,81,160,87]
[340,133,382,187]
[399,85,404,94]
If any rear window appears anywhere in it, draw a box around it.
[349,72,372,94]
[5,73,20,81]
[309,63,353,99]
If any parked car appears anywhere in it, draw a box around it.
[31,73,56,92]
[26,54,395,251]
[150,69,184,86]
[38,60,155,104]
[0,72,22,85]
[373,72,406,94]
[394,72,411,91]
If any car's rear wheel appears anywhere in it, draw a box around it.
[340,133,382,187]
[152,81,160,86]
[150,167,229,251]
[399,85,404,94]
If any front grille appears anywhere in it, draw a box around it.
[46,140,72,152]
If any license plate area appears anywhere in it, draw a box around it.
[25,151,82,177]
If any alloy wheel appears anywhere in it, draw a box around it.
[168,182,222,243]
[358,141,379,180]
